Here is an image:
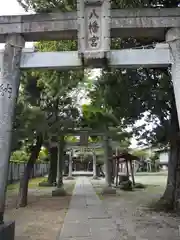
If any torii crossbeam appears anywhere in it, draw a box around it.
[0,44,170,69]
[0,8,180,42]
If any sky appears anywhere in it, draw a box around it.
[0,0,34,49]
[0,0,25,15]
[0,0,143,148]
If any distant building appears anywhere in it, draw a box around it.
[155,149,169,169]
[135,145,169,170]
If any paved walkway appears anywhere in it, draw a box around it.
[59,177,117,240]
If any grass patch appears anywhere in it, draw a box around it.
[29,177,47,188]
[7,183,19,191]
[92,185,117,200]
[7,177,76,199]
[135,171,168,177]
[96,190,104,200]
[7,177,49,192]
[92,183,165,207]
[91,183,104,200]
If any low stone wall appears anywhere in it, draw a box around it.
[8,162,49,184]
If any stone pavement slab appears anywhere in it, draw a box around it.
[58,177,118,240]
[60,222,91,238]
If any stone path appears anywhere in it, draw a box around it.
[58,177,117,240]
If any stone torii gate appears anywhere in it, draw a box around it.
[65,142,102,179]
[0,0,180,236]
[64,128,113,181]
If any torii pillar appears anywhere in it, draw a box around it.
[92,151,98,179]
[166,28,180,125]
[166,28,180,209]
[66,150,74,180]
[0,34,25,238]
[102,135,116,195]
[52,136,67,196]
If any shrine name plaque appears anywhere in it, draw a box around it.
[77,0,110,65]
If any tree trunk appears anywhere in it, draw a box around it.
[100,165,105,177]
[17,134,43,208]
[161,144,176,207]
[160,96,180,210]
[48,146,58,185]
[104,136,112,186]
[174,142,180,210]
[57,136,65,188]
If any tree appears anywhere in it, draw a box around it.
[91,60,179,209]
[17,134,43,207]
[131,149,149,160]
[87,0,180,210]
[14,41,83,208]
[16,68,82,206]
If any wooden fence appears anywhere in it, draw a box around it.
[8,162,49,184]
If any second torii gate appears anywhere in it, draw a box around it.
[65,141,103,179]
[0,0,180,234]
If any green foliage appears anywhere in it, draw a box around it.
[10,147,49,163]
[80,1,178,149]
[15,0,180,153]
[80,100,132,148]
[150,152,159,161]
[38,147,49,162]
[10,150,29,163]
[96,154,104,165]
[19,0,180,13]
[12,0,86,155]
[83,153,92,163]
[131,149,149,159]
[12,90,46,151]
[13,42,83,152]
[112,0,179,8]
[81,104,120,130]
[117,137,131,152]
[90,53,174,148]
[65,135,78,142]
[17,0,76,12]
[149,152,160,172]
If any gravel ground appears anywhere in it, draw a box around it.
[4,179,76,240]
[92,172,180,240]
